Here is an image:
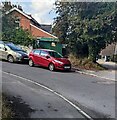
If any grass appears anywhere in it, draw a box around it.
[68,54,105,71]
[1,93,35,119]
[1,93,14,119]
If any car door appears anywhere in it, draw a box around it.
[0,44,4,59]
[33,50,41,65]
[40,50,50,67]
[4,45,10,60]
[0,43,7,60]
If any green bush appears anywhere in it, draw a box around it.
[68,53,105,70]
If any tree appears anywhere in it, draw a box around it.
[1,1,34,46]
[2,1,22,12]
[52,2,70,44]
[13,28,33,46]
[53,2,116,62]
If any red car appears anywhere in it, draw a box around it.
[29,49,71,71]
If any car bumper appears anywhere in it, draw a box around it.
[55,64,71,71]
[15,56,29,62]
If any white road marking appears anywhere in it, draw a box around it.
[3,71,93,120]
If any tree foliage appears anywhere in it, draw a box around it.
[1,1,33,46]
[53,2,117,62]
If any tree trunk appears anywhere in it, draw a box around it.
[88,43,97,63]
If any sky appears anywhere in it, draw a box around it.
[2,0,57,25]
[2,0,115,24]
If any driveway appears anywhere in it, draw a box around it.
[97,59,117,70]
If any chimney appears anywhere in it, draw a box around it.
[18,5,23,11]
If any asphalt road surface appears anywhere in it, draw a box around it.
[1,61,116,119]
[2,72,85,118]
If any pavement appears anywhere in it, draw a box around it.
[73,59,117,81]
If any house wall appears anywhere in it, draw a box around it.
[30,24,55,38]
[12,11,31,30]
[11,11,56,39]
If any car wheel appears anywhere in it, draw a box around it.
[29,59,34,67]
[7,55,14,63]
[48,63,55,71]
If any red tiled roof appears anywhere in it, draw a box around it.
[100,43,117,56]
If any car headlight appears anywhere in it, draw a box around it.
[16,53,22,57]
[54,60,63,64]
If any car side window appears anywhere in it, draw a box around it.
[5,45,10,50]
[33,50,40,55]
[40,50,48,57]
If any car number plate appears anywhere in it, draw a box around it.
[64,66,70,69]
[24,58,29,60]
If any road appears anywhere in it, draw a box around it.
[2,61,116,119]
[2,72,84,118]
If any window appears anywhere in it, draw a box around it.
[15,17,20,29]
[33,50,40,55]
[48,51,63,58]
[6,43,22,51]
[40,50,48,57]
[5,45,10,51]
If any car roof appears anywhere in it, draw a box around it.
[0,41,14,45]
[34,49,56,52]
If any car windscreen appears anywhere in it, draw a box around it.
[6,43,22,51]
[48,51,63,58]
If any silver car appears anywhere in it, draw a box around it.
[0,41,29,62]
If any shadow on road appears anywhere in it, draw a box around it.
[3,94,36,118]
[34,65,75,73]
[2,60,75,73]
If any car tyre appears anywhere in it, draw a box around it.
[7,55,14,63]
[29,59,34,67]
[48,63,55,71]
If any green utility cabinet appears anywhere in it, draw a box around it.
[36,37,62,54]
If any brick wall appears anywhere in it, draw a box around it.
[12,11,56,38]
[12,11,31,31]
[30,24,55,38]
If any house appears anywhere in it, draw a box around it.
[6,7,62,54]
[40,24,52,33]
[100,43,117,61]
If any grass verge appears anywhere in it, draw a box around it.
[1,93,14,119]
[68,54,105,71]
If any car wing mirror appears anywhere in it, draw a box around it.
[64,55,68,58]
[5,48,7,51]
[46,55,50,59]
